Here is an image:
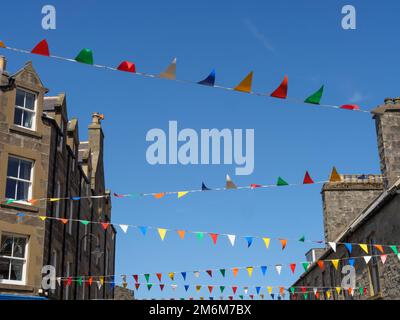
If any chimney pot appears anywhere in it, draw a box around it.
[384,97,394,105]
[393,97,400,104]
[0,56,7,72]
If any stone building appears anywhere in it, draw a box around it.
[0,55,116,299]
[291,98,400,300]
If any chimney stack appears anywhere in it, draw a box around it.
[0,56,7,73]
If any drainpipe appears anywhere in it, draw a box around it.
[73,168,82,300]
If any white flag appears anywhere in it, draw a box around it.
[328,242,337,252]
[363,256,372,264]
[275,265,282,275]
[227,234,236,246]
[119,224,129,233]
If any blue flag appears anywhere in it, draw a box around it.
[260,266,267,276]
[344,243,352,254]
[245,236,253,248]
[198,69,216,87]
[181,272,187,281]
[138,226,148,236]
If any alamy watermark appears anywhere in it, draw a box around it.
[146,121,254,175]
[341,5,356,30]
[41,5,56,30]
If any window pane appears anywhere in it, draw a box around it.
[12,237,26,258]
[25,92,35,110]
[13,107,23,126]
[5,179,17,199]
[23,110,33,128]
[15,89,25,107]
[7,157,19,178]
[0,236,13,256]
[9,260,24,281]
[16,181,30,200]
[0,258,10,280]
[18,159,32,180]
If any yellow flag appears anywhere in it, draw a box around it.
[336,287,341,295]
[234,71,253,93]
[329,167,342,182]
[196,285,202,292]
[177,191,188,199]
[39,216,47,221]
[326,290,331,299]
[267,286,273,295]
[331,259,339,270]
[50,198,60,202]
[246,267,253,277]
[0,40,5,48]
[359,244,369,254]
[168,272,174,281]
[159,58,177,80]
[158,228,167,241]
[100,276,104,285]
[262,237,271,249]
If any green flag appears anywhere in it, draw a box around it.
[77,277,83,286]
[144,274,150,283]
[277,177,289,186]
[75,48,94,65]
[80,220,90,225]
[304,293,308,300]
[196,232,204,240]
[6,199,15,204]
[390,245,398,254]
[302,262,310,271]
[219,269,226,277]
[299,235,305,242]
[290,287,295,294]
[359,287,364,296]
[147,284,152,291]
[304,85,324,104]
[220,286,225,293]
[239,295,243,300]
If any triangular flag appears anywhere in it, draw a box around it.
[331,259,340,270]
[302,262,310,271]
[336,287,341,295]
[119,224,129,233]
[226,174,237,189]
[147,284,152,291]
[340,104,360,111]
[177,191,188,199]
[359,244,369,254]
[232,286,238,294]
[75,49,94,65]
[39,216,47,221]
[144,274,150,283]
[261,266,267,276]
[243,287,249,294]
[50,198,60,202]
[317,260,324,270]
[138,226,148,236]
[117,61,136,73]
[270,75,288,99]
[290,263,296,274]
[201,182,211,191]
[133,275,139,283]
[198,69,216,86]
[158,228,167,241]
[344,243,353,254]
[196,232,204,240]
[209,233,219,245]
[260,294,264,299]
[5,199,15,204]
[267,286,273,295]
[279,239,287,250]
[390,245,398,254]
[208,286,214,294]
[232,267,239,277]
[262,237,271,249]
[374,244,384,254]
[193,271,200,278]
[359,287,364,296]
[206,270,213,278]
[0,40,5,48]
[154,193,165,199]
[326,290,331,299]
[329,167,342,182]
[100,277,104,286]
[219,269,226,277]
[101,222,109,230]
[246,267,253,277]
[171,284,178,291]
[239,295,244,300]
[329,242,337,252]
[303,171,314,184]
[220,286,225,293]
[31,39,50,56]
[195,285,202,292]
[234,71,253,93]
[184,285,189,292]
[159,58,177,80]
[304,85,324,104]
[245,236,253,248]
[97,281,102,290]
[348,259,355,267]
[380,254,388,265]
[156,273,162,282]
[80,220,90,226]
[177,230,186,239]
[277,176,289,186]
[168,272,175,281]
[60,218,68,225]
[250,183,262,189]
[159,284,165,291]
[275,265,282,275]
[363,256,372,264]
[255,287,261,295]
[298,235,305,242]
[227,234,236,246]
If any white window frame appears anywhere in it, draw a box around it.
[83,225,88,252]
[51,249,57,294]
[14,88,37,131]
[65,262,71,300]
[6,155,34,204]
[68,202,73,235]
[55,180,61,218]
[0,232,29,285]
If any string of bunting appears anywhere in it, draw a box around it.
[1,167,374,204]
[3,210,399,254]
[0,39,370,113]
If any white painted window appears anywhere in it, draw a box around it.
[14,88,36,130]
[51,250,57,294]
[83,225,88,252]
[65,262,71,300]
[55,180,61,218]
[68,202,73,235]
[0,233,28,285]
[5,156,33,203]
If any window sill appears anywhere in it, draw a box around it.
[10,125,42,139]
[0,201,39,213]
[0,282,33,293]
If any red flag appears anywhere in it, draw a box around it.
[303,171,314,184]
[290,263,296,274]
[156,273,162,282]
[208,286,213,293]
[249,294,254,300]
[135,283,140,290]
[206,270,213,277]
[209,233,219,245]
[67,276,72,286]
[340,104,360,111]
[117,61,136,73]
[101,222,109,230]
[88,277,93,286]
[229,296,233,300]
[31,39,50,56]
[250,183,262,189]
[317,260,324,270]
[315,292,320,299]
[270,75,288,99]
[232,286,238,294]
[159,284,165,291]
[60,218,68,224]
[133,275,139,283]
[301,287,306,293]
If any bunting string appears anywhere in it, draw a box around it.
[0,39,371,113]
[2,210,399,254]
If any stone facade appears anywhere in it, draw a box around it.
[291,98,400,300]
[114,285,135,300]
[0,56,116,299]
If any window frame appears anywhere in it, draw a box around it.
[5,155,34,204]
[13,88,37,131]
[0,232,29,285]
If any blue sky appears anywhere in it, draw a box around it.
[1,0,398,299]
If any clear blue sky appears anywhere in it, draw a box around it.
[1,0,397,299]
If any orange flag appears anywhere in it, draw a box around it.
[329,167,342,182]
[159,58,177,80]
[279,239,287,250]
[374,244,384,254]
[60,218,68,224]
[317,260,324,270]
[154,193,165,199]
[232,267,239,277]
[0,40,5,48]
[234,72,253,93]
[177,230,186,239]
